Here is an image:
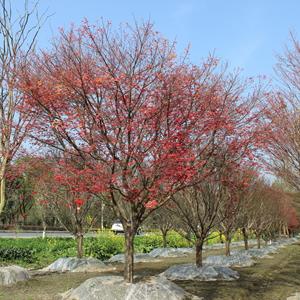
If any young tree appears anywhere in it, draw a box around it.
[0,158,36,227]
[236,172,259,250]
[248,181,276,248]
[171,179,226,266]
[32,156,103,258]
[244,180,295,248]
[0,0,44,214]
[217,166,254,256]
[144,205,175,248]
[265,35,300,194]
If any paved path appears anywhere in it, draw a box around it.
[0,230,97,238]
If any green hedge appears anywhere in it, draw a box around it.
[0,232,189,266]
[0,247,35,262]
[0,230,243,267]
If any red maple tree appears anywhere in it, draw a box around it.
[20,20,267,281]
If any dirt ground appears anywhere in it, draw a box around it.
[0,243,300,300]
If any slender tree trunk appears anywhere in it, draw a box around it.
[219,232,223,243]
[76,233,84,258]
[284,225,289,237]
[42,220,47,239]
[242,227,249,250]
[22,214,27,226]
[0,177,6,215]
[124,229,135,283]
[278,225,282,238]
[162,230,168,248]
[257,234,261,249]
[195,238,204,267]
[100,201,104,230]
[225,235,231,256]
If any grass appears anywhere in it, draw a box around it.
[178,243,300,300]
[1,241,299,299]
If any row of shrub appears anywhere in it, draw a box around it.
[0,231,189,263]
[0,230,244,267]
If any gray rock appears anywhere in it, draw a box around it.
[61,276,126,300]
[204,253,254,267]
[108,253,158,263]
[0,265,30,286]
[160,263,239,281]
[61,275,202,300]
[42,257,115,273]
[203,239,257,250]
[125,277,202,300]
[287,292,300,300]
[224,237,300,261]
[148,247,194,258]
[265,245,279,254]
[231,249,272,259]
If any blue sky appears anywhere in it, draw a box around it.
[15,0,300,77]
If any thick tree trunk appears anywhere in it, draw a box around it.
[76,233,84,258]
[242,227,249,250]
[0,177,6,215]
[225,236,231,256]
[195,238,204,267]
[124,229,135,283]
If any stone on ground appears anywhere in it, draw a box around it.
[60,275,202,300]
[204,253,254,267]
[160,263,239,281]
[287,292,300,300]
[148,247,194,258]
[108,253,157,263]
[231,249,272,259]
[0,265,30,286]
[42,257,115,273]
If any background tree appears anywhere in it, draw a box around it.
[217,166,254,256]
[0,0,45,214]
[170,178,226,267]
[0,158,35,227]
[144,205,176,248]
[266,36,300,201]
[33,155,103,258]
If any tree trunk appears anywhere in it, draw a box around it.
[42,220,47,239]
[195,238,204,267]
[257,234,261,249]
[242,227,249,250]
[100,201,104,230]
[278,225,282,238]
[225,236,231,256]
[124,229,135,283]
[0,177,6,215]
[76,233,84,258]
[219,232,223,243]
[162,230,168,248]
[284,225,289,237]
